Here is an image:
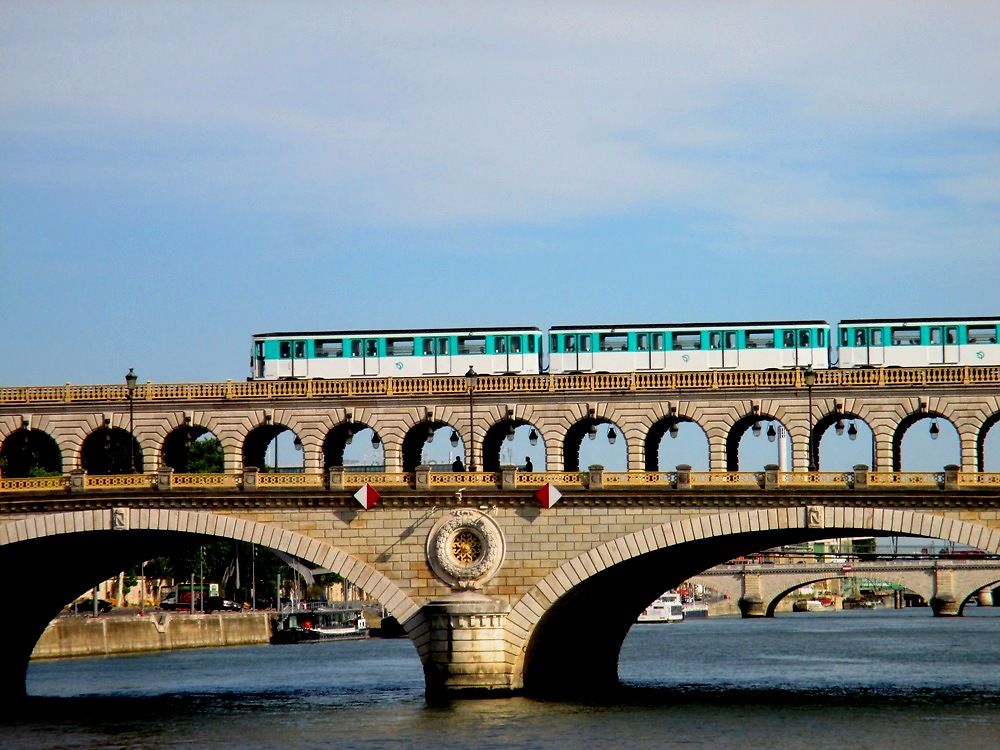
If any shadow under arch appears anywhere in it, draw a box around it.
[726,414,785,471]
[0,427,62,477]
[563,416,622,472]
[644,416,705,471]
[892,410,955,472]
[977,411,1000,472]
[482,418,539,471]
[0,510,424,707]
[81,426,143,474]
[162,424,220,472]
[401,420,456,471]
[243,422,295,471]
[510,506,1000,698]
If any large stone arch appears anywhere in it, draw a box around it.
[892,404,959,471]
[0,509,425,704]
[508,506,1000,697]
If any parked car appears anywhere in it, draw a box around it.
[206,597,243,612]
[73,598,113,614]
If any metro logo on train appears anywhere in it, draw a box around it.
[249,317,1000,380]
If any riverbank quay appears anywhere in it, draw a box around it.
[31,612,272,659]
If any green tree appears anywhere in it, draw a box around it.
[187,436,223,473]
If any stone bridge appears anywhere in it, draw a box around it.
[3,467,1000,708]
[689,559,1000,617]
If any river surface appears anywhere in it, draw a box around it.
[6,608,1000,749]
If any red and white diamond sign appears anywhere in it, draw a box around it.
[354,483,381,510]
[534,482,562,509]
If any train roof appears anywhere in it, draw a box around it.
[252,326,542,338]
[548,320,830,332]
[839,316,1000,326]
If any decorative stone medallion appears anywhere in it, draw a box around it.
[426,509,506,590]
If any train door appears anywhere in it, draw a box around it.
[867,328,885,366]
[636,332,666,370]
[562,333,593,371]
[253,342,265,378]
[349,339,380,376]
[494,335,524,373]
[422,337,452,374]
[796,329,813,368]
[708,330,739,369]
[276,340,308,378]
[928,326,959,364]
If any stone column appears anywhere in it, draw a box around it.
[708,433,727,471]
[587,465,604,490]
[738,571,767,618]
[976,586,994,607]
[943,464,960,490]
[931,567,960,616]
[853,464,869,489]
[675,464,691,490]
[422,593,515,699]
[764,464,779,490]
[157,467,174,491]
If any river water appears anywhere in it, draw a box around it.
[6,608,1000,749]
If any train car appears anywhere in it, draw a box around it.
[547,321,830,374]
[837,317,1000,368]
[250,327,544,379]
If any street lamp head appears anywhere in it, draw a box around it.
[125,368,138,391]
[371,432,381,448]
[450,430,460,448]
[669,422,679,439]
[929,420,940,440]
[848,421,858,441]
[752,421,762,438]
[802,367,817,387]
[528,428,539,446]
[835,419,845,436]
[587,423,598,440]
[465,366,479,390]
[607,426,617,445]
[766,424,777,443]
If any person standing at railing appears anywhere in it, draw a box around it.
[523,457,533,472]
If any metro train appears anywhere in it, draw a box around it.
[249,317,1000,380]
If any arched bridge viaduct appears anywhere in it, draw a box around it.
[3,472,1000,706]
[689,560,1000,617]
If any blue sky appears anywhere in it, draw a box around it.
[3,2,1000,386]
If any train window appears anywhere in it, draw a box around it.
[725,332,737,349]
[581,336,592,352]
[871,329,883,346]
[747,331,774,349]
[510,337,522,354]
[496,337,507,354]
[351,340,362,357]
[255,342,264,357]
[280,342,291,359]
[709,332,721,350]
[930,328,941,345]
[564,335,576,352]
[293,341,305,358]
[637,334,648,351]
[674,333,701,350]
[891,328,920,346]
[459,337,485,355]
[550,334,558,352]
[817,330,825,346]
[855,330,867,346]
[422,340,434,356]
[600,334,627,352]
[946,327,958,345]
[315,340,343,358]
[968,326,998,344]
[528,337,536,353]
[653,333,664,351]
[783,331,796,348]
[799,330,810,347]
[387,338,414,356]
[366,340,378,357]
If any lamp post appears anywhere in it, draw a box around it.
[803,366,817,471]
[125,368,138,472]
[465,366,478,471]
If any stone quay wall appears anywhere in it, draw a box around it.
[32,612,272,660]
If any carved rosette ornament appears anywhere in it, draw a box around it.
[426,509,505,590]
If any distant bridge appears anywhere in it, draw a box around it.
[690,558,1000,617]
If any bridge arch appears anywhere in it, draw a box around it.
[563,410,626,472]
[0,509,424,704]
[81,425,144,474]
[726,412,789,470]
[893,408,959,471]
[0,426,62,477]
[977,406,1000,472]
[813,408,874,470]
[509,506,1000,697]
[644,413,707,471]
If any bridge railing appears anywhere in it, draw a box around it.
[3,470,1000,496]
[4,364,1000,404]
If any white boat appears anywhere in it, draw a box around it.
[271,604,368,644]
[682,602,709,618]
[638,592,684,623]
[792,599,828,613]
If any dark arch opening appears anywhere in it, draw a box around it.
[81,427,143,474]
[482,419,537,471]
[812,411,873,470]
[401,420,455,472]
[563,417,621,472]
[243,423,293,471]
[162,425,222,473]
[977,412,1000,473]
[0,428,62,477]
[323,423,384,470]
[726,415,784,471]
[644,416,704,471]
